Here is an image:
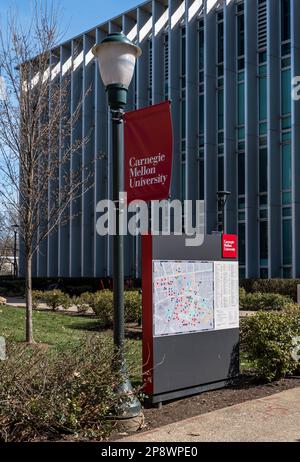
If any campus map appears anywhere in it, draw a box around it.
[153,260,215,337]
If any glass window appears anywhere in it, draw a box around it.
[238,83,245,125]
[283,207,292,217]
[283,219,292,266]
[238,71,245,82]
[259,148,268,193]
[260,194,268,206]
[282,131,292,142]
[260,268,269,279]
[259,123,268,135]
[181,162,186,201]
[217,21,224,63]
[259,64,267,76]
[238,57,245,71]
[238,127,245,140]
[282,143,292,190]
[218,156,224,191]
[199,159,204,200]
[199,29,204,69]
[181,33,186,76]
[260,221,268,266]
[281,42,291,56]
[238,153,245,196]
[281,0,291,42]
[218,90,224,130]
[239,197,246,210]
[237,14,245,57]
[259,76,267,121]
[238,223,246,266]
[283,267,292,278]
[281,57,291,68]
[282,116,291,130]
[239,267,246,279]
[260,209,268,219]
[199,95,204,135]
[282,191,292,205]
[259,51,267,64]
[281,68,291,115]
[181,102,186,139]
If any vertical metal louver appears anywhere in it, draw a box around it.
[258,0,267,50]
[164,32,169,100]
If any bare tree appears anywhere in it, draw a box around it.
[0,1,92,343]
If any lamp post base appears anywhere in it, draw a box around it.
[115,377,142,418]
[110,378,144,433]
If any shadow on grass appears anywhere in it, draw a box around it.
[67,322,142,340]
[67,321,111,333]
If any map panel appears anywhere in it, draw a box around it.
[153,260,214,337]
[214,262,239,330]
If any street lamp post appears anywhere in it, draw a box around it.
[93,33,142,419]
[12,224,19,278]
[217,191,231,234]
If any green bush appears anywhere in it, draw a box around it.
[240,309,300,381]
[240,279,300,302]
[40,290,72,311]
[240,291,292,311]
[239,287,246,306]
[0,336,139,442]
[72,294,91,314]
[32,290,44,309]
[77,290,142,326]
[85,290,114,327]
[124,290,142,324]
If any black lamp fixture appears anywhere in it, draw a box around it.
[217,191,231,233]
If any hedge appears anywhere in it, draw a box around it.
[240,307,300,381]
[239,291,294,311]
[240,279,300,302]
[0,336,140,441]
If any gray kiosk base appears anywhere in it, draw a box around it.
[142,234,240,406]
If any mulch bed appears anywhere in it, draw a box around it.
[113,375,300,439]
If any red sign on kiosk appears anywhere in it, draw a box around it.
[222,234,238,259]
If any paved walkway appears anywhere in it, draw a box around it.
[120,387,300,442]
[4,298,255,318]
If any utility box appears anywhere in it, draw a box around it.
[142,234,240,405]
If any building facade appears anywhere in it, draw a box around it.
[20,0,300,279]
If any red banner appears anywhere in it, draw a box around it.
[124,101,173,203]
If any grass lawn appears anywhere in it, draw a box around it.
[0,305,250,377]
[0,305,142,381]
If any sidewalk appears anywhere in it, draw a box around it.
[119,387,300,442]
[5,297,85,313]
[5,298,255,318]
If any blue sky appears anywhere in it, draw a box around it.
[0,0,143,43]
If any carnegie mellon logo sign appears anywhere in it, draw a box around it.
[128,153,168,189]
[124,102,173,203]
[222,234,238,259]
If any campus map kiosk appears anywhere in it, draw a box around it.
[142,234,239,405]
